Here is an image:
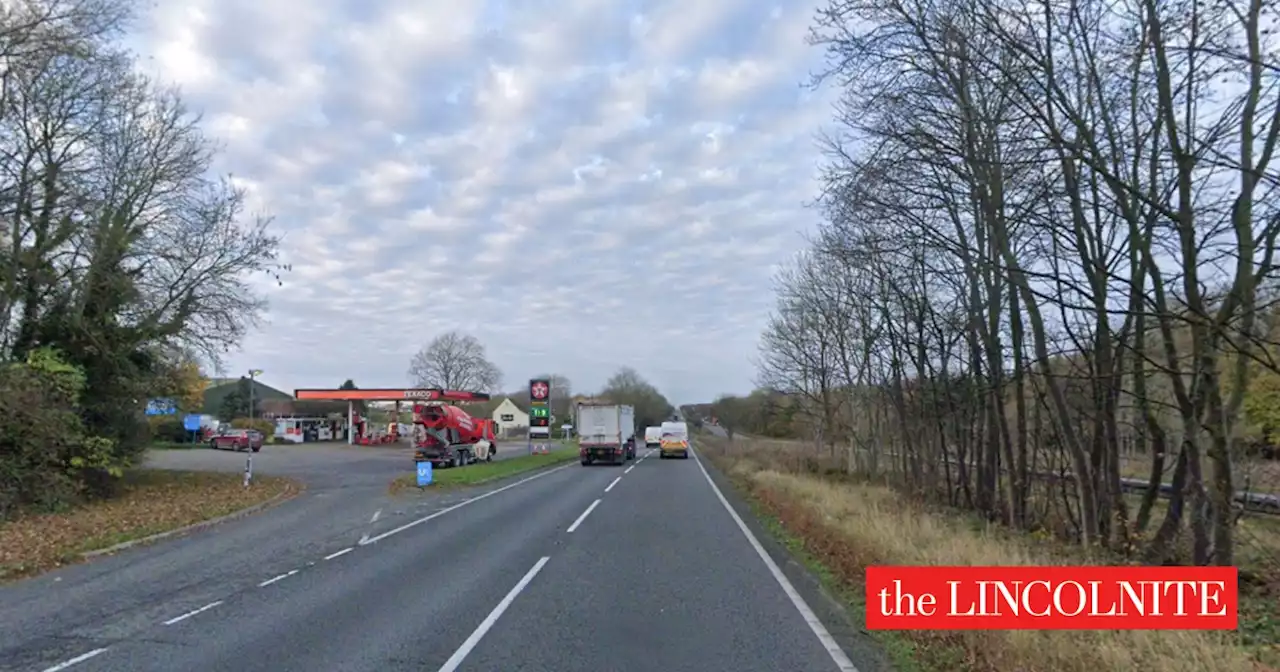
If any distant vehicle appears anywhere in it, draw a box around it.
[577,403,635,466]
[644,426,662,449]
[211,428,263,453]
[658,421,689,459]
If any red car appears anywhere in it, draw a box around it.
[210,428,263,452]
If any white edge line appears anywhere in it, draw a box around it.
[437,556,550,672]
[162,600,223,626]
[40,648,108,672]
[361,462,575,546]
[566,499,600,533]
[604,476,621,492]
[691,448,860,672]
[259,569,298,586]
[324,547,353,560]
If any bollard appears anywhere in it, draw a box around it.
[243,454,253,488]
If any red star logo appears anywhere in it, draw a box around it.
[531,382,549,399]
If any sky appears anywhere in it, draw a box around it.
[125,0,838,405]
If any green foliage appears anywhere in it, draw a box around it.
[230,417,274,438]
[598,367,676,430]
[708,390,803,439]
[0,349,131,517]
[148,416,190,443]
[217,378,260,421]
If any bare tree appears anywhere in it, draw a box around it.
[408,330,503,392]
[747,0,1280,569]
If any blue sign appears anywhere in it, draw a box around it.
[145,398,177,416]
[416,461,433,487]
[182,414,202,431]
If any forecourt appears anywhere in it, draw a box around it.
[5,443,873,672]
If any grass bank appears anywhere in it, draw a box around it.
[697,433,1278,672]
[389,446,579,494]
[0,469,300,583]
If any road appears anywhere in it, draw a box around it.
[0,440,885,672]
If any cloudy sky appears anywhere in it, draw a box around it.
[126,0,837,405]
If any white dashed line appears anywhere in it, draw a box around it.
[40,648,108,671]
[370,508,382,523]
[566,499,600,533]
[163,601,223,625]
[624,464,635,474]
[324,547,353,560]
[437,556,550,672]
[259,569,298,586]
[691,448,859,671]
[604,476,621,492]
[360,462,576,546]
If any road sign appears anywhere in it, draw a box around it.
[529,379,550,402]
[182,414,202,431]
[416,461,433,487]
[145,398,177,416]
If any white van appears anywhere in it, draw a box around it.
[644,426,662,448]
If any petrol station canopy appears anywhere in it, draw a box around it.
[293,388,491,402]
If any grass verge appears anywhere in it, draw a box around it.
[389,447,580,494]
[698,433,1279,672]
[0,469,301,583]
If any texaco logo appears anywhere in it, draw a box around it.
[531,381,549,400]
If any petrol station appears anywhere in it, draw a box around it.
[292,388,490,446]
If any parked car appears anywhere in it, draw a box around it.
[211,428,263,452]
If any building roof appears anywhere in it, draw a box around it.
[495,397,527,414]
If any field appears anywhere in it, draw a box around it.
[698,432,1280,672]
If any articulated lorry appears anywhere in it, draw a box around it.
[577,403,636,466]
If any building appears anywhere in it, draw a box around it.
[490,397,529,436]
[200,377,292,417]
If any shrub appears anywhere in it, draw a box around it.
[230,417,274,438]
[0,348,129,518]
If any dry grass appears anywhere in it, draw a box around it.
[700,433,1280,672]
[1116,452,1280,495]
[0,469,301,583]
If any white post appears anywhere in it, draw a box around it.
[347,400,354,445]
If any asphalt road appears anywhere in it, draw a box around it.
[1,441,886,672]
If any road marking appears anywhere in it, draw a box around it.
[437,556,550,672]
[324,547,353,560]
[691,449,859,671]
[163,601,223,625]
[566,499,600,533]
[259,570,298,586]
[370,508,382,523]
[624,464,635,474]
[40,648,108,672]
[360,462,575,546]
[605,476,621,492]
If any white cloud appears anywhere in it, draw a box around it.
[128,0,837,403]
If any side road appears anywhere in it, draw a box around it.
[0,443,570,672]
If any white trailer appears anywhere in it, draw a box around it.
[576,403,636,466]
